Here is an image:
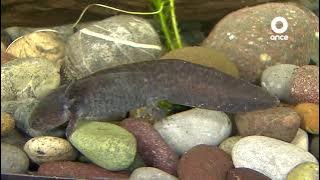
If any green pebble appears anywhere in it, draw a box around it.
[69,121,137,171]
[286,162,319,180]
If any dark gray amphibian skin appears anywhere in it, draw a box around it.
[30,59,279,136]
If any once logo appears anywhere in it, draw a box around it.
[270,16,289,41]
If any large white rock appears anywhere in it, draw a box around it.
[232,136,318,180]
[130,167,178,180]
[291,128,309,151]
[154,108,232,155]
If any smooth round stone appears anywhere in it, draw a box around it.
[178,144,234,180]
[121,118,178,176]
[13,98,65,137]
[1,112,15,136]
[69,121,137,171]
[202,3,318,82]
[294,103,319,134]
[261,64,298,102]
[1,143,29,173]
[6,31,66,65]
[291,129,309,151]
[64,15,162,80]
[161,46,239,77]
[130,167,178,180]
[38,161,129,179]
[1,58,60,101]
[290,65,319,104]
[232,136,318,180]
[1,51,16,64]
[286,162,319,180]
[219,136,242,155]
[227,168,271,180]
[235,107,301,142]
[1,129,29,149]
[311,136,319,159]
[154,108,232,155]
[24,136,78,164]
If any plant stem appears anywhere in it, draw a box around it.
[169,0,182,49]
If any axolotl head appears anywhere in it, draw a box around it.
[30,85,73,132]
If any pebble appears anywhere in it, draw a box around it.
[232,136,318,180]
[154,108,232,155]
[6,31,66,65]
[69,121,137,171]
[311,136,319,159]
[161,46,239,77]
[227,168,271,180]
[294,103,319,134]
[261,64,299,103]
[286,162,319,180]
[24,136,78,164]
[1,112,15,136]
[1,58,60,101]
[38,161,129,179]
[202,3,319,82]
[63,15,162,80]
[1,143,29,173]
[121,118,179,176]
[235,107,301,142]
[290,65,319,104]
[1,129,29,149]
[291,129,309,151]
[13,98,65,137]
[178,144,234,180]
[130,167,178,180]
[1,51,16,64]
[219,136,242,155]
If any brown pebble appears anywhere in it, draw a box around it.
[38,161,129,179]
[235,107,301,142]
[120,118,179,176]
[178,144,234,180]
[227,168,271,180]
[291,65,319,104]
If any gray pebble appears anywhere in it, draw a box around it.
[1,143,29,173]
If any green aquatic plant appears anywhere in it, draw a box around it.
[72,0,182,50]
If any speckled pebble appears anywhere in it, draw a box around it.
[235,107,301,142]
[219,136,242,155]
[1,112,15,136]
[294,103,319,134]
[24,136,78,164]
[121,118,179,176]
[286,162,319,180]
[291,128,308,151]
[1,58,61,101]
[130,167,178,180]
[261,64,298,103]
[1,143,29,173]
[154,108,232,155]
[232,136,318,180]
[38,161,130,179]
[178,144,234,180]
[290,65,319,104]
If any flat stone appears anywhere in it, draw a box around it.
[235,107,301,142]
[130,167,178,180]
[1,143,29,173]
[154,108,232,155]
[232,136,318,180]
[69,121,137,171]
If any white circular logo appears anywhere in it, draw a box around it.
[271,17,288,34]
